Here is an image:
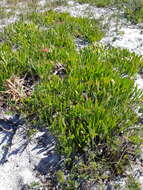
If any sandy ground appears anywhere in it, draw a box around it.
[0,112,60,190]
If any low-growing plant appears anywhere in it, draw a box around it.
[0,10,143,189]
[125,0,143,23]
[126,175,141,190]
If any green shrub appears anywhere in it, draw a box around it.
[25,46,143,156]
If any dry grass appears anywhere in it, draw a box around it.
[4,75,26,101]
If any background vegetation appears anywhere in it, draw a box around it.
[77,0,143,23]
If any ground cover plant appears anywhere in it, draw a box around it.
[0,10,143,189]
